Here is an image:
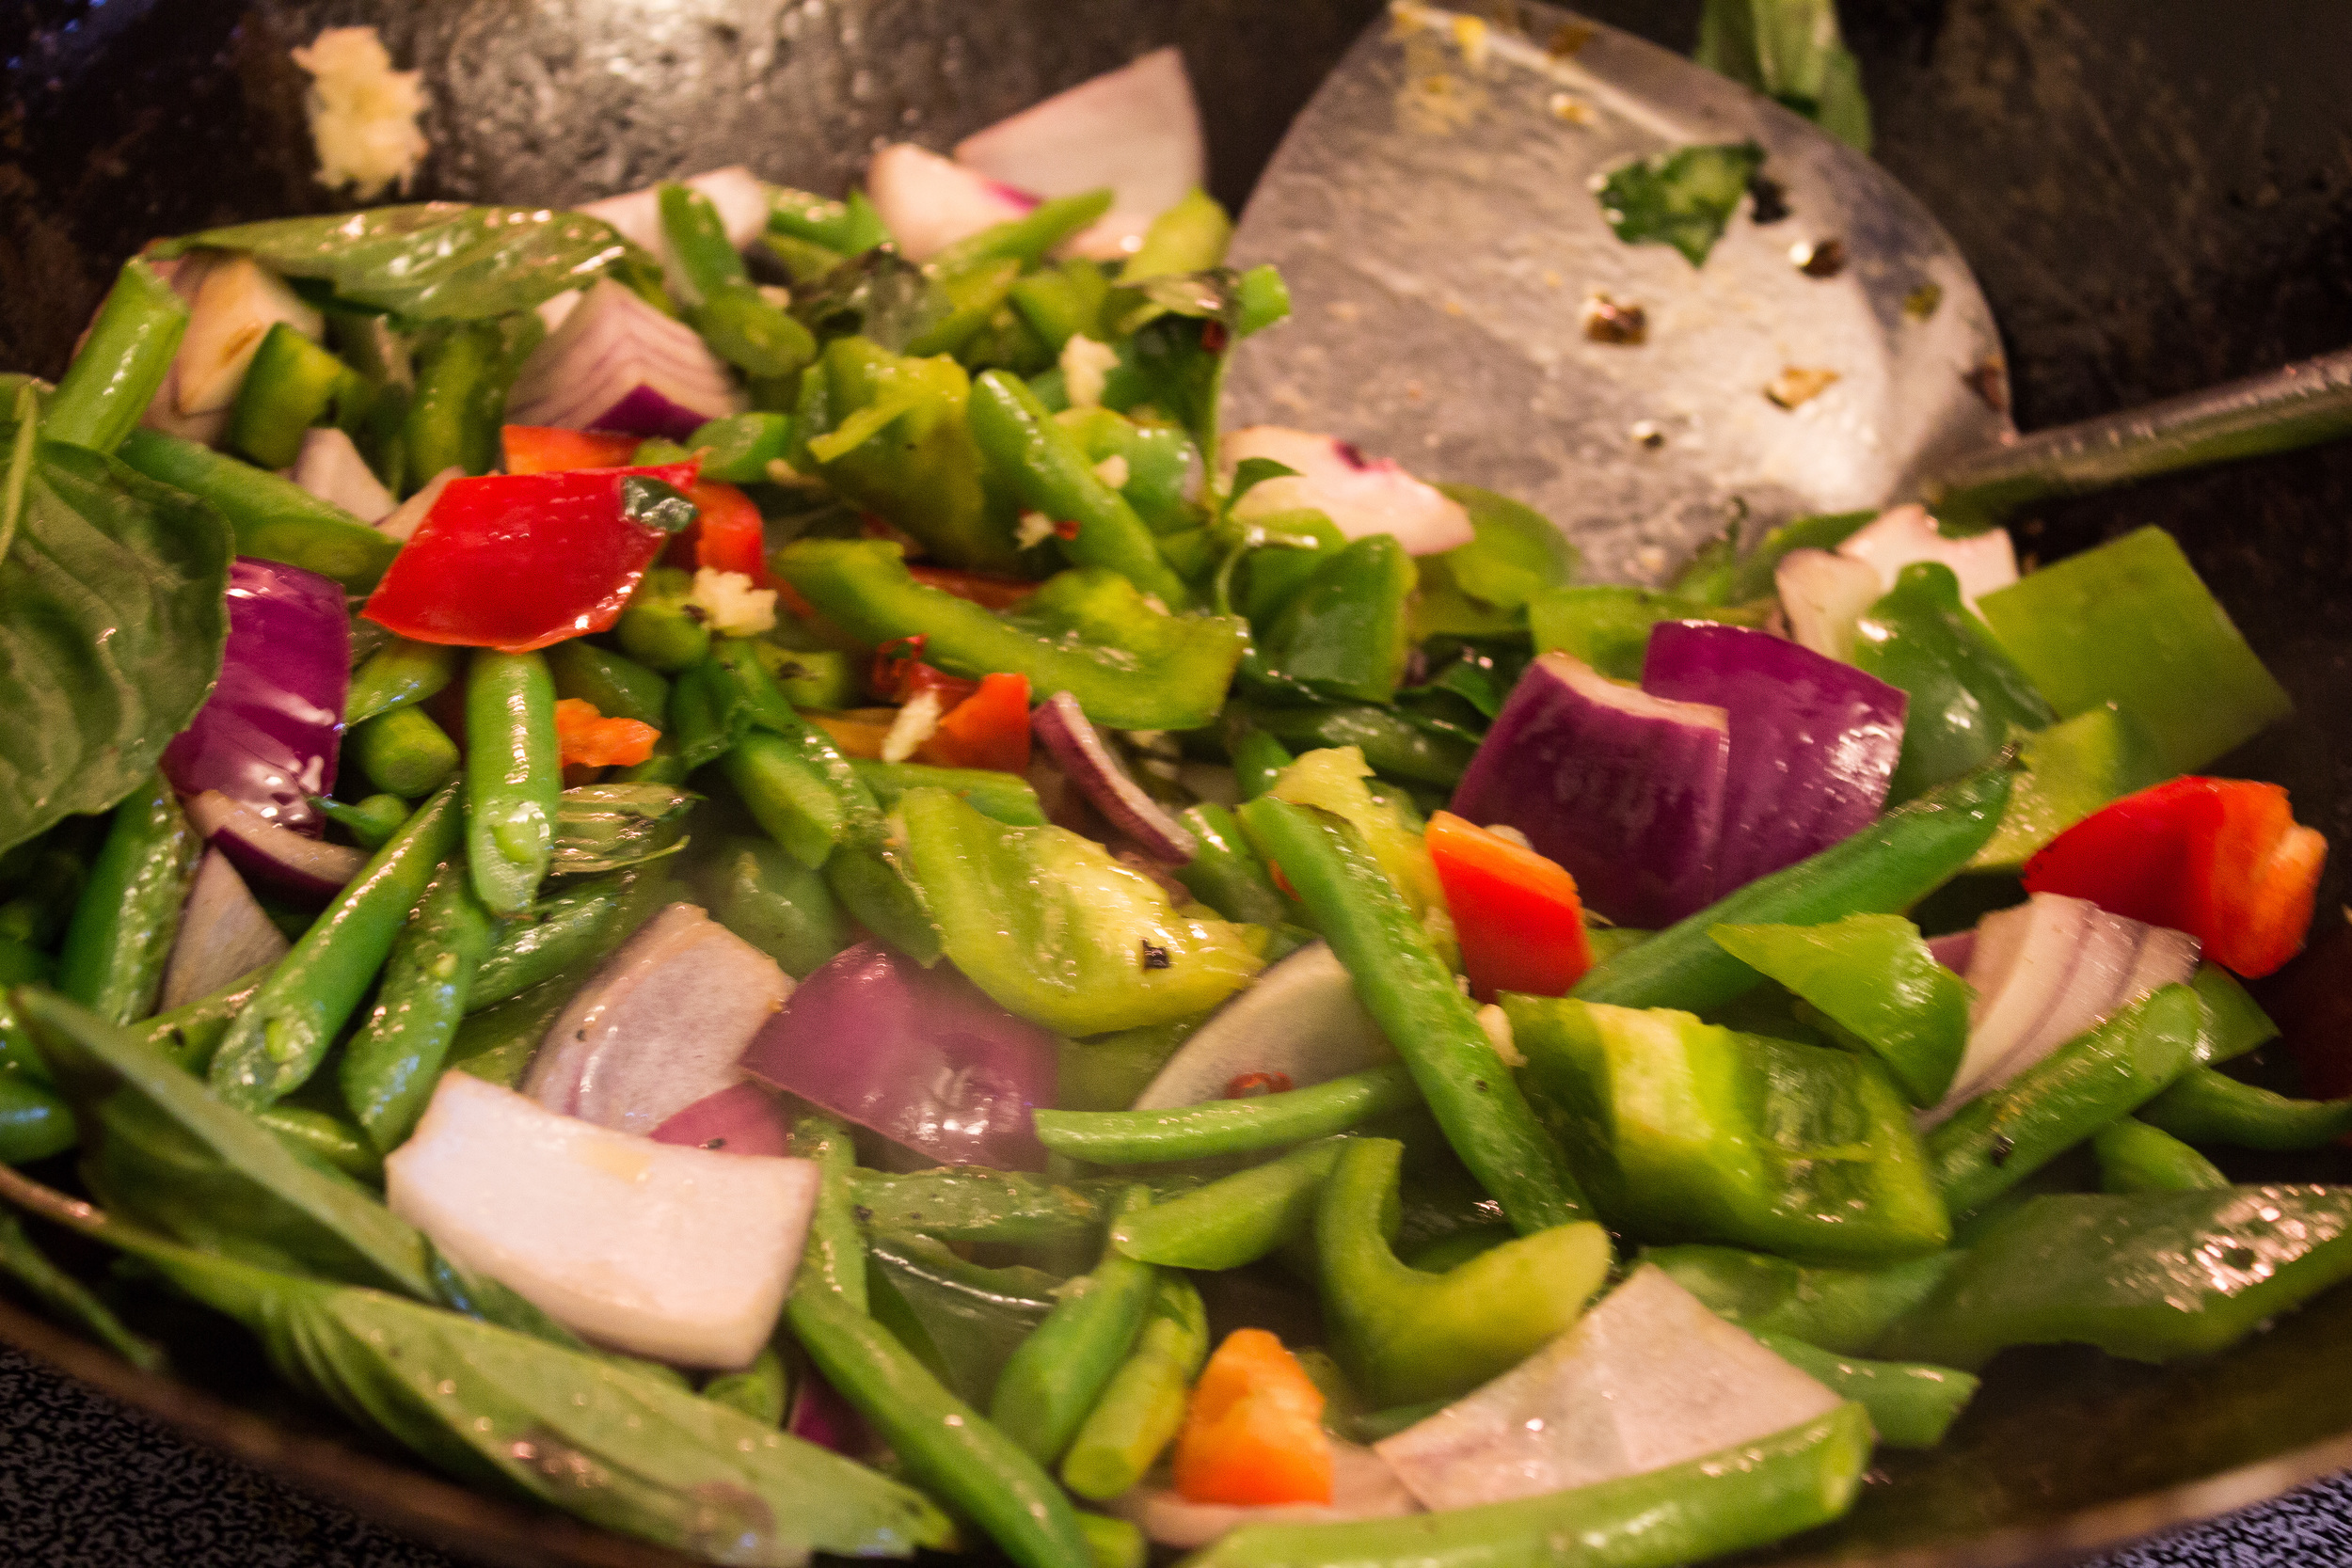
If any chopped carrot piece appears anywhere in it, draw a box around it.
[553,698,660,768]
[1427,811,1594,1001]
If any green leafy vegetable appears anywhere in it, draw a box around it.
[790,251,947,352]
[1695,0,1873,152]
[1595,141,1769,267]
[0,1212,164,1370]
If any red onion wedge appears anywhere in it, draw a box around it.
[160,848,290,1011]
[1927,930,1977,974]
[1375,1265,1839,1512]
[1775,547,1883,662]
[866,143,1039,262]
[1641,621,1907,897]
[1115,1442,1419,1549]
[1222,427,1474,556]
[1451,651,1729,929]
[287,426,393,523]
[388,1073,818,1370]
[1031,691,1198,863]
[505,278,742,439]
[183,790,366,900]
[650,1080,795,1158]
[741,940,1057,1171]
[1837,502,2017,610]
[522,903,793,1138]
[1132,941,1393,1111]
[162,557,350,833]
[953,48,1206,261]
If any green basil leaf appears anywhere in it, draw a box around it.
[0,1211,164,1370]
[155,205,658,322]
[866,1231,1061,1406]
[0,430,231,855]
[552,783,700,874]
[1695,0,1873,153]
[789,250,947,353]
[619,475,699,535]
[1595,141,1769,267]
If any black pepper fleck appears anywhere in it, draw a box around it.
[1140,942,1171,970]
[1747,171,1790,225]
[1989,1133,2015,1167]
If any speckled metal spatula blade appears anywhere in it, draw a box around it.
[1224,0,2010,584]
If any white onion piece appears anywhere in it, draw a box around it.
[286,426,393,522]
[160,848,289,1010]
[2123,926,2202,1000]
[1133,942,1393,1110]
[535,288,583,335]
[139,253,231,444]
[376,465,460,543]
[1376,1266,1840,1511]
[1929,895,2091,1119]
[177,253,324,415]
[1030,691,1197,863]
[952,48,1206,260]
[1836,503,2018,610]
[521,902,792,1137]
[1775,547,1884,662]
[387,1073,817,1369]
[1222,427,1474,555]
[866,143,1038,262]
[183,789,366,900]
[1115,1441,1417,1548]
[578,166,771,258]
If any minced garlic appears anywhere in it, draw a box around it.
[291,27,429,201]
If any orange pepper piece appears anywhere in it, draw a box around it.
[919,673,1033,774]
[1426,811,1594,1001]
[500,424,641,475]
[1172,1329,1333,1507]
[553,698,660,768]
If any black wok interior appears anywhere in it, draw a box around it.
[4,1,2352,1563]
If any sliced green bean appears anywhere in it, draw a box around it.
[1060,1275,1208,1501]
[991,1187,1159,1465]
[1173,803,1295,927]
[115,427,400,591]
[1753,1333,1978,1449]
[351,705,461,799]
[1230,728,1295,802]
[54,771,201,1024]
[2137,1064,2352,1150]
[341,867,498,1152]
[346,638,461,726]
[2094,1117,2230,1193]
[314,794,410,850]
[693,835,847,980]
[467,867,649,1009]
[546,640,670,727]
[208,784,462,1109]
[465,650,561,916]
[791,1112,867,1315]
[256,1104,384,1182]
[46,257,187,453]
[1036,1065,1418,1165]
[724,731,848,869]
[1110,1139,1346,1270]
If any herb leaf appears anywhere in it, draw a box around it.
[619,475,700,535]
[1595,141,1769,266]
[789,250,947,352]
[1696,0,1873,153]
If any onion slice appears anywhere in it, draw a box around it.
[1114,1442,1418,1549]
[505,278,742,438]
[649,1080,796,1158]
[1030,691,1197,863]
[1132,942,1394,1110]
[1927,930,1977,974]
[1837,503,2017,610]
[866,143,1038,262]
[183,789,366,900]
[578,166,771,298]
[1775,547,1884,662]
[160,847,290,1010]
[377,466,461,543]
[287,426,394,523]
[1222,428,1474,556]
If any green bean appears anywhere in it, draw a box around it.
[467,868,649,1009]
[256,1104,384,1182]
[701,1343,790,1427]
[850,1166,1124,1250]
[686,413,794,483]
[1037,1065,1419,1165]
[1230,727,1295,802]
[54,772,202,1024]
[695,281,819,380]
[313,794,410,850]
[1238,798,1585,1234]
[724,731,849,869]
[1172,804,1294,927]
[931,191,1115,277]
[546,640,670,726]
[658,182,751,296]
[1752,1333,1977,1449]
[115,427,401,591]
[2093,1117,2229,1194]
[46,257,188,453]
[1189,1403,1871,1568]
[1060,1275,1208,1501]
[1120,188,1232,281]
[1075,1512,1145,1568]
[968,370,1192,608]
[351,705,461,800]
[208,784,462,1109]
[791,1112,868,1315]
[346,638,461,726]
[1573,762,2014,1015]
[465,651,561,916]
[1219,699,1472,788]
[850,761,1047,826]
[2137,1063,2352,1150]
[616,566,713,673]
[0,1073,77,1164]
[1110,1139,1346,1270]
[693,835,847,980]
[341,867,498,1152]
[767,185,888,254]
[991,1187,1159,1465]
[132,971,267,1073]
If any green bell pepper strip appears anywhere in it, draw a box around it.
[1573,761,2014,1016]
[1641,1245,1963,1357]
[1929,984,2206,1218]
[1120,189,1232,281]
[340,866,498,1153]
[768,185,889,253]
[346,639,460,727]
[403,320,508,481]
[1012,262,1113,354]
[1708,914,1970,1107]
[546,640,669,726]
[850,761,1046,825]
[1750,1332,1979,1449]
[1216,699,1476,789]
[116,428,400,591]
[1263,747,1440,918]
[257,1103,383,1182]
[686,412,794,483]
[2190,963,2278,1066]
[1035,1065,1419,1165]
[990,1187,1160,1465]
[615,565,712,673]
[1110,1138,1346,1270]
[1186,1402,1873,1568]
[1976,526,2292,777]
[1851,562,2056,803]
[2093,1118,2230,1194]
[45,256,188,454]
[1510,997,1949,1259]
[227,323,357,469]
[1880,1186,2352,1371]
[778,539,1247,731]
[208,784,463,1109]
[850,1165,1129,1251]
[968,370,1193,608]
[1172,804,1295,927]
[701,1343,789,1427]
[899,787,1265,1034]
[1248,534,1415,705]
[1967,703,2168,873]
[350,705,461,799]
[2137,1065,2352,1150]
[1059,1275,1210,1501]
[1318,1138,1610,1408]
[1236,797,1587,1234]
[464,651,562,916]
[692,834,849,980]
[1057,407,1200,536]
[790,1111,868,1315]
[54,771,202,1025]
[0,1072,78,1164]
[932,192,1116,277]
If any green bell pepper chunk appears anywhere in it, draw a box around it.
[1216,699,1476,789]
[2092,1118,2229,1194]
[1247,534,1415,705]
[1510,997,1950,1259]
[1011,262,1112,355]
[1529,585,1710,681]
[775,540,1247,732]
[850,761,1045,826]
[1056,407,1200,535]
[743,641,859,712]
[1968,702,2168,872]
[898,786,1265,1035]
[227,322,358,470]
[614,566,711,673]
[1264,747,1439,917]
[1723,508,1876,602]
[2137,1064,2352,1150]
[1411,483,1578,640]
[1977,526,2291,777]
[803,336,1024,571]
[1708,913,1970,1107]
[1851,562,2055,803]
[1317,1138,1611,1408]
[1643,1244,1963,1356]
[1880,1185,2352,1370]
[767,185,889,254]
[691,833,849,980]
[1751,1332,1979,1449]
[686,412,795,483]
[2190,963,2279,1065]
[1120,189,1233,281]
[694,280,820,379]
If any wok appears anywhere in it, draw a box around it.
[3,1,2351,1564]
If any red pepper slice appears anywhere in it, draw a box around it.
[684,479,771,589]
[362,461,701,653]
[2022,776,2328,978]
[1427,810,1595,1001]
[918,672,1032,774]
[1173,1329,1332,1507]
[906,565,1038,611]
[500,424,640,475]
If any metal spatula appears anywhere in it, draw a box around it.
[1225,0,2352,581]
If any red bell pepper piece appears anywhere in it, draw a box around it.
[501,424,639,475]
[2022,776,2328,978]
[919,673,1032,774]
[363,461,700,653]
[907,565,1038,610]
[1427,810,1595,1001]
[684,480,771,588]
[1172,1329,1332,1507]
[553,699,660,769]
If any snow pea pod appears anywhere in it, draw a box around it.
[45,257,187,453]
[991,1186,1160,1465]
[346,638,460,726]
[792,1111,867,1314]
[340,865,497,1153]
[464,650,561,916]
[1059,1275,1208,1502]
[1035,1065,1418,1165]
[2137,1064,2352,1150]
[116,427,399,590]
[467,867,644,1008]
[1237,796,1587,1233]
[1751,1332,1978,1449]
[55,771,201,1025]
[700,1343,789,1427]
[2093,1118,2229,1194]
